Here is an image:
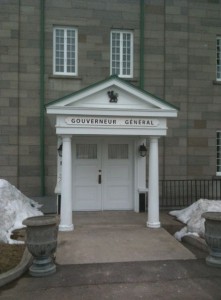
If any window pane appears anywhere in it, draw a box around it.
[108,144,128,159]
[111,32,122,76]
[217,131,221,172]
[217,38,221,80]
[54,27,77,75]
[66,29,76,73]
[122,32,131,76]
[76,144,97,159]
[111,31,132,77]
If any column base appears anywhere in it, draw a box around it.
[146,221,161,228]
[59,224,74,231]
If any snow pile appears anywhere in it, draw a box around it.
[0,179,43,244]
[169,199,221,241]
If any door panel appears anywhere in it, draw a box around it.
[102,141,133,210]
[75,165,98,183]
[72,138,133,211]
[107,164,130,181]
[72,141,101,210]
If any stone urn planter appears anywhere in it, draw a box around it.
[202,212,221,268]
[22,215,58,277]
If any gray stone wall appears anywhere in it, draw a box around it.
[144,0,221,180]
[0,0,221,196]
[0,1,41,195]
[0,1,19,187]
[18,2,41,195]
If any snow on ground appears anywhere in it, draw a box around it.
[170,199,221,241]
[0,179,43,244]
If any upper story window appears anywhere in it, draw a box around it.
[110,30,133,78]
[216,131,221,175]
[217,37,221,81]
[53,27,78,76]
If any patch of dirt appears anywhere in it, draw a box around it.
[0,229,26,274]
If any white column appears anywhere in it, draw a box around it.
[59,135,74,231]
[147,137,161,228]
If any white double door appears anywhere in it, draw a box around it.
[72,137,133,211]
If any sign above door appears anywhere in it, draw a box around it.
[65,116,160,128]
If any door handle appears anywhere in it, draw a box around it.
[98,174,102,184]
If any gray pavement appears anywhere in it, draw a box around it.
[1,211,221,299]
[56,211,195,264]
[1,259,221,299]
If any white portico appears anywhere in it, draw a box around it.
[46,76,178,231]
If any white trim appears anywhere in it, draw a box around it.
[56,127,167,137]
[48,107,177,117]
[53,26,78,76]
[138,188,148,192]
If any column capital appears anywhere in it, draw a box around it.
[61,134,72,140]
[149,136,161,140]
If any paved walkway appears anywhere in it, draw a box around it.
[56,211,195,264]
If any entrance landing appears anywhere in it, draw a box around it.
[56,211,195,265]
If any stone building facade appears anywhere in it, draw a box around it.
[0,0,221,200]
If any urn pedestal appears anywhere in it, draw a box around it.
[23,215,58,277]
[202,212,221,268]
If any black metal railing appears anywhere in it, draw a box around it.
[159,179,221,209]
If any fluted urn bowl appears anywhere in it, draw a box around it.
[23,215,58,277]
[202,212,221,268]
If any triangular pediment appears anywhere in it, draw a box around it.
[46,76,178,118]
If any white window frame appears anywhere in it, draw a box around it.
[53,27,78,76]
[216,131,221,176]
[216,36,221,81]
[110,30,133,78]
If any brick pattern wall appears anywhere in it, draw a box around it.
[0,1,19,187]
[143,0,221,180]
[18,2,41,195]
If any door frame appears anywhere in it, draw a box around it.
[72,136,135,211]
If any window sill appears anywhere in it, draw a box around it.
[121,77,139,84]
[49,75,82,80]
[213,80,221,85]
[49,75,139,83]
